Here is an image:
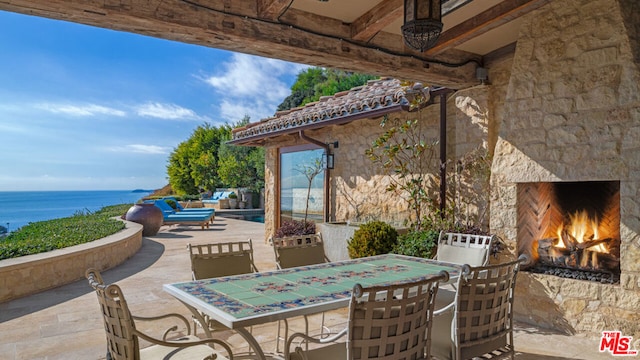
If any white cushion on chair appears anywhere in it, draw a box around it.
[437,244,488,267]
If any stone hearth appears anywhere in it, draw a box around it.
[490,0,640,337]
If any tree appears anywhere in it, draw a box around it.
[365,113,440,230]
[166,123,231,195]
[277,68,377,111]
[217,116,265,193]
[294,156,324,224]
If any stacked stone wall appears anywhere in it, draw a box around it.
[491,0,640,336]
[262,90,494,240]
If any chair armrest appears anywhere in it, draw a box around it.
[132,312,192,337]
[285,327,348,359]
[433,300,455,316]
[133,328,233,356]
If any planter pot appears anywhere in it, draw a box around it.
[219,198,230,209]
[229,198,238,209]
[124,203,163,236]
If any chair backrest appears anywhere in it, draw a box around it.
[436,231,496,266]
[348,271,449,360]
[163,197,185,210]
[188,240,258,279]
[271,234,329,269]
[86,268,139,360]
[450,256,525,360]
[153,199,177,214]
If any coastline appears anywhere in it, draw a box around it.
[0,190,152,233]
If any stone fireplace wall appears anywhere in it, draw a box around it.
[490,0,640,336]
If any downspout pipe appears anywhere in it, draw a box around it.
[298,130,331,223]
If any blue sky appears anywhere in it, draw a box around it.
[0,11,308,192]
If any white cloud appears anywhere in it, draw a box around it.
[38,103,126,117]
[203,53,309,103]
[219,99,276,123]
[108,144,171,155]
[135,102,207,121]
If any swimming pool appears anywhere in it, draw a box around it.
[243,215,264,223]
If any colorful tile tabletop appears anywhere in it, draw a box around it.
[167,254,459,322]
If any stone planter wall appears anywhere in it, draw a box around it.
[317,222,360,261]
[0,220,142,303]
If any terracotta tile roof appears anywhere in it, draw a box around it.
[229,78,413,145]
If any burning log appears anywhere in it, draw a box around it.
[560,229,578,250]
[576,237,612,250]
[536,236,619,273]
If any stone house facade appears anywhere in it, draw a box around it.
[231,0,640,337]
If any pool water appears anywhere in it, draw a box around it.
[243,215,265,223]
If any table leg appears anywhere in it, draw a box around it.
[235,326,267,360]
[178,300,269,359]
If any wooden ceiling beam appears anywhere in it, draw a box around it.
[257,0,291,21]
[350,0,403,42]
[0,0,479,87]
[426,0,550,55]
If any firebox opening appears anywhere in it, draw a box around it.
[517,181,620,284]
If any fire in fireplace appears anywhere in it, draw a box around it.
[517,181,621,283]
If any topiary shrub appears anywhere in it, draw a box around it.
[392,229,439,259]
[347,220,398,259]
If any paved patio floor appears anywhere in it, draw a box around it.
[0,217,614,359]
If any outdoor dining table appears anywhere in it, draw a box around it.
[163,253,461,360]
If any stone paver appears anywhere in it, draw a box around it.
[0,217,615,359]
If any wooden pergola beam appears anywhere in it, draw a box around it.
[351,0,403,42]
[427,0,550,55]
[257,0,291,21]
[0,0,479,87]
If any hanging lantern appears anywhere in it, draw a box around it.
[402,0,443,52]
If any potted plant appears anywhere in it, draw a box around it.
[228,192,238,209]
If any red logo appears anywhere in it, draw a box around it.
[600,331,639,356]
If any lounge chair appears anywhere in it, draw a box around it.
[160,197,215,218]
[162,213,213,229]
[151,202,214,229]
[153,199,213,216]
[201,191,234,208]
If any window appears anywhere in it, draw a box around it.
[279,146,325,226]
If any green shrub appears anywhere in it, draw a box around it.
[0,204,131,260]
[393,229,439,259]
[347,220,398,259]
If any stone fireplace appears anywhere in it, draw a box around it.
[517,181,621,284]
[488,0,640,337]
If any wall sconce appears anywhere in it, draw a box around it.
[402,0,443,52]
[323,153,335,169]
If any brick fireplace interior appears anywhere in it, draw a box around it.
[517,181,621,284]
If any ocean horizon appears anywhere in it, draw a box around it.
[0,190,153,233]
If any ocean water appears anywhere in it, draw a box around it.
[0,190,152,233]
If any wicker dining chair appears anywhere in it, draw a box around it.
[271,234,331,353]
[85,268,234,360]
[188,240,259,280]
[431,255,528,360]
[436,231,497,267]
[271,233,330,270]
[188,240,259,334]
[285,271,450,360]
